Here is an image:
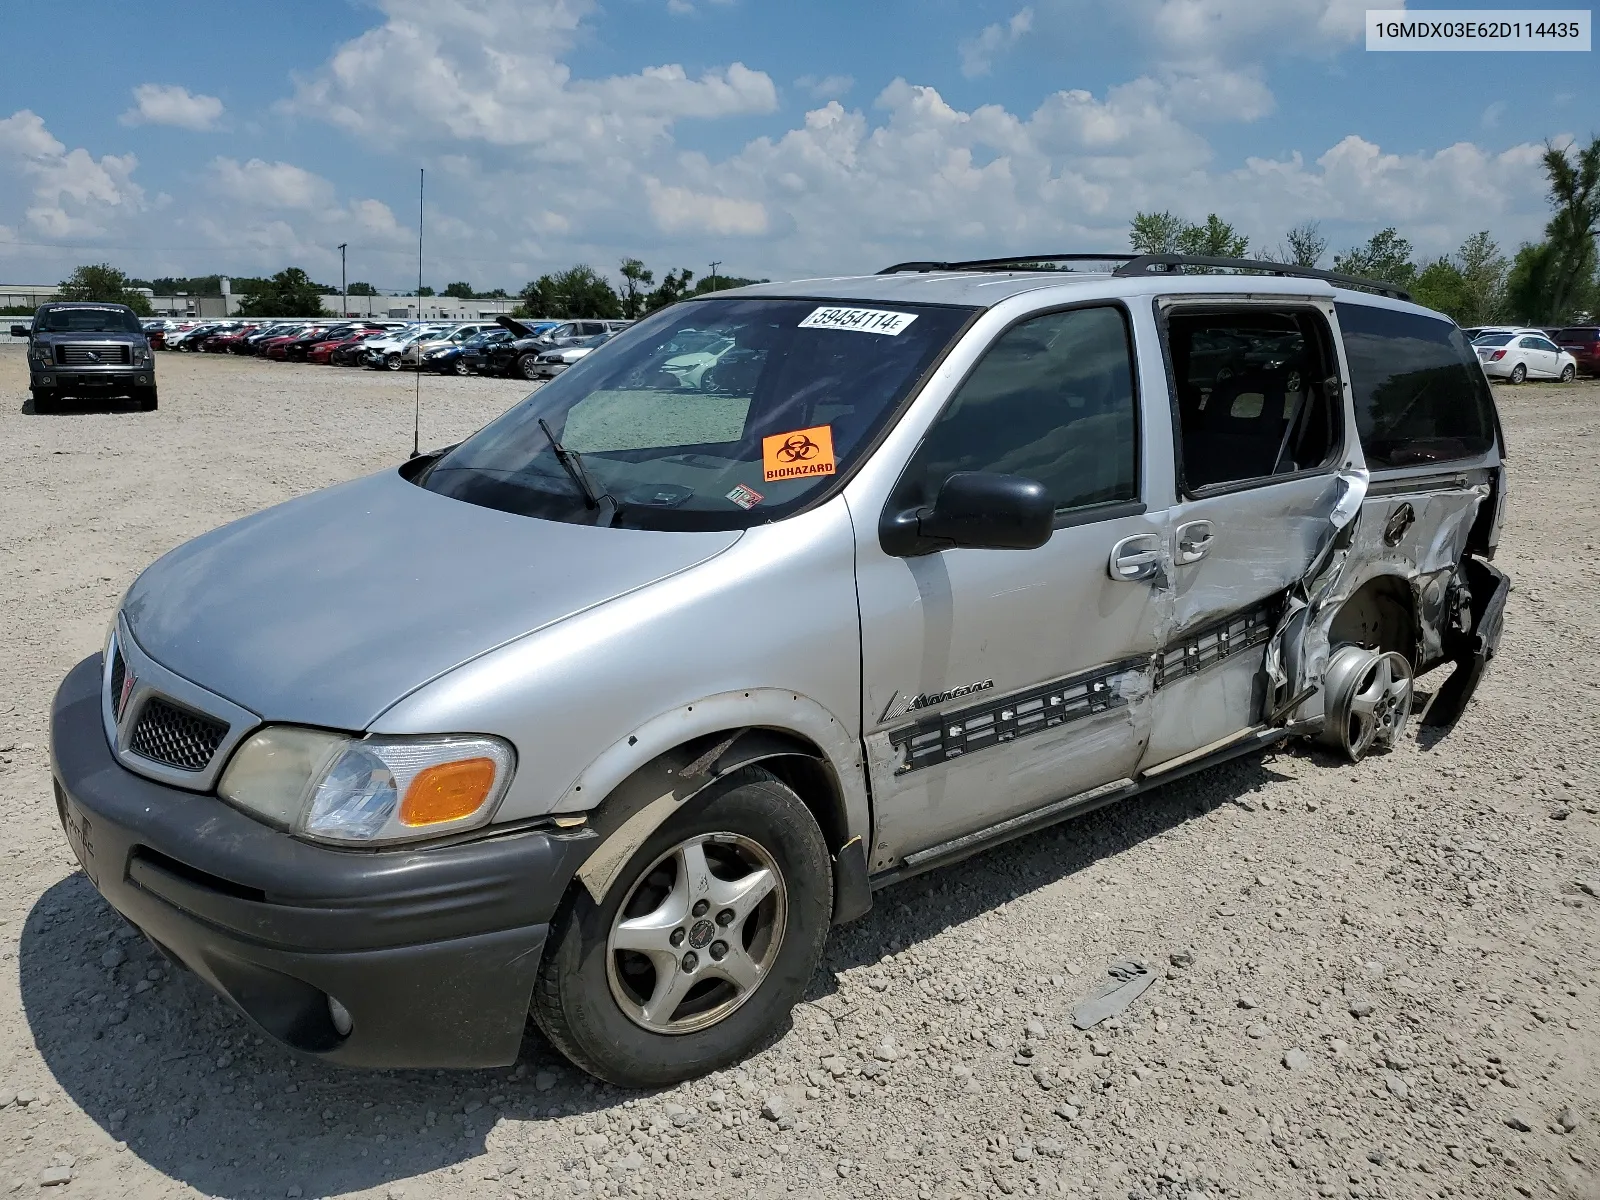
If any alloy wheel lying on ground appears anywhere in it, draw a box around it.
[532,767,832,1087]
[1318,645,1415,762]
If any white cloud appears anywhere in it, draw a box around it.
[645,178,768,235]
[120,84,226,131]
[1481,100,1506,130]
[284,0,775,153]
[209,158,336,210]
[0,109,144,238]
[959,7,1034,78]
[794,74,855,101]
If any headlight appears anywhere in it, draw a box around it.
[218,727,515,845]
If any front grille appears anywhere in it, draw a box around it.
[57,344,132,366]
[108,648,127,719]
[128,697,228,773]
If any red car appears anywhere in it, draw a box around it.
[261,329,324,360]
[202,326,259,353]
[1554,326,1600,377]
[308,330,383,364]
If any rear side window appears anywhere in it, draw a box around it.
[1555,327,1599,344]
[1335,302,1498,469]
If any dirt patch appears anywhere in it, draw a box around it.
[1,348,1597,1198]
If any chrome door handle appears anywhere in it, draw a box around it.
[1175,520,1214,565]
[1109,533,1162,582]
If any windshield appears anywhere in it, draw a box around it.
[420,296,974,531]
[1473,334,1513,347]
[38,306,143,334]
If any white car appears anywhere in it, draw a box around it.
[660,332,737,387]
[399,323,493,367]
[363,325,453,371]
[1473,331,1577,383]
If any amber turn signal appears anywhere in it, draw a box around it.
[399,757,499,826]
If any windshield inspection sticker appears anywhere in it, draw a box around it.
[726,483,765,510]
[798,306,918,336]
[762,425,836,483]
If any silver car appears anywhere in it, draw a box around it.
[49,255,1509,1086]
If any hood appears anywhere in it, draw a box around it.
[123,469,743,730]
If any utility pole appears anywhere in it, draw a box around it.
[708,260,721,293]
[338,243,348,317]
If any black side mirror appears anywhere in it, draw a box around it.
[10,325,30,339]
[880,471,1054,557]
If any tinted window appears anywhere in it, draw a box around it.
[37,306,143,334]
[896,306,1137,513]
[1555,327,1600,344]
[1475,334,1513,347]
[1335,302,1497,469]
[1518,336,1542,349]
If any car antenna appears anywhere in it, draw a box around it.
[410,166,424,459]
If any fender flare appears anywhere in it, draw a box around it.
[573,727,872,926]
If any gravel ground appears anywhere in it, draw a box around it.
[0,346,1596,1200]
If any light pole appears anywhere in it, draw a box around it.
[338,243,348,317]
[708,260,721,293]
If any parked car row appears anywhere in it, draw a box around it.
[137,316,633,380]
[1466,325,1592,383]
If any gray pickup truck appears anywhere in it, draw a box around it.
[48,254,1508,1086]
[13,301,158,412]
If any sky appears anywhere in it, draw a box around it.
[0,0,1592,293]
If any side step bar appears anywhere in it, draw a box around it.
[869,725,1287,889]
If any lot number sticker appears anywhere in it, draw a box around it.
[762,425,836,482]
[726,483,765,510]
[798,306,918,336]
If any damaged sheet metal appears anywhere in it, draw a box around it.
[1266,470,1490,726]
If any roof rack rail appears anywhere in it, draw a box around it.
[878,251,1411,301]
[1113,254,1411,301]
[878,253,1140,275]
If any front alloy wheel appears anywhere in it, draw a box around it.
[607,833,786,1033]
[1560,364,1575,383]
[533,766,831,1087]
[518,353,541,381]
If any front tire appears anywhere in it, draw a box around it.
[517,353,541,381]
[533,767,832,1088]
[453,359,470,376]
[135,387,158,412]
[384,353,402,371]
[30,388,57,414]
[1509,363,1527,384]
[1560,364,1575,383]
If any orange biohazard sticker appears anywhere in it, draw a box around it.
[762,425,836,483]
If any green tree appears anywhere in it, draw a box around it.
[234,268,328,318]
[417,285,436,297]
[515,265,623,319]
[1260,221,1327,268]
[618,258,654,319]
[347,281,378,297]
[1455,231,1509,326]
[1129,211,1188,255]
[643,268,696,312]
[481,287,509,299]
[56,264,153,315]
[1332,228,1417,289]
[1505,242,1559,323]
[443,281,475,299]
[1409,259,1469,322]
[1175,214,1250,258]
[1511,138,1600,323]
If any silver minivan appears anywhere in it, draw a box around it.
[49,254,1509,1086]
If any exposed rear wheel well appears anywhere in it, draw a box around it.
[1328,576,1417,667]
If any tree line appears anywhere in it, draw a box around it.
[1129,135,1600,326]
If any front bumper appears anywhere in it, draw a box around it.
[49,654,595,1068]
[530,362,569,378]
[32,368,150,393]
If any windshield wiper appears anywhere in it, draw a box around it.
[538,418,618,525]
